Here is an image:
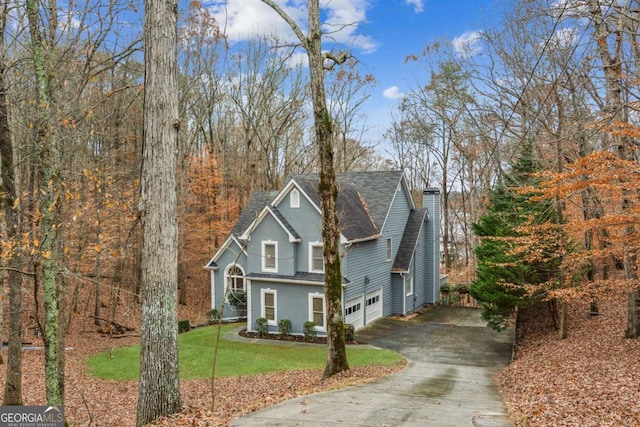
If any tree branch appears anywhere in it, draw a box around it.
[261,0,308,48]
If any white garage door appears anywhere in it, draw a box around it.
[365,288,382,324]
[344,296,364,329]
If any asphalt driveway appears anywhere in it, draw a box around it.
[229,305,515,427]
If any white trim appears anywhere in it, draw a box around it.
[272,180,321,214]
[309,242,324,273]
[262,240,278,272]
[240,206,301,243]
[308,292,326,332]
[290,188,300,208]
[204,235,246,269]
[247,279,252,329]
[224,263,245,292]
[380,175,414,233]
[261,288,277,326]
[210,270,215,312]
[405,276,413,297]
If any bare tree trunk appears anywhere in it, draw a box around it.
[588,0,639,337]
[26,0,65,406]
[261,0,349,378]
[136,0,181,424]
[0,0,22,400]
[558,300,568,340]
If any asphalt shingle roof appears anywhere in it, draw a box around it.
[392,208,428,272]
[286,170,405,241]
[230,191,277,236]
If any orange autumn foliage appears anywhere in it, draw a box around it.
[524,150,640,301]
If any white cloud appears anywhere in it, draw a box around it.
[283,50,309,69]
[205,0,305,44]
[452,30,482,58]
[383,86,405,100]
[205,0,377,53]
[405,0,424,13]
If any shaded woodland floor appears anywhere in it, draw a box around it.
[500,289,640,426]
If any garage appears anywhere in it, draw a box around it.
[344,296,364,329]
[365,288,382,324]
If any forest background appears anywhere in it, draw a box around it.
[2,0,640,424]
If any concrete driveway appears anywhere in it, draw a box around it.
[229,305,514,427]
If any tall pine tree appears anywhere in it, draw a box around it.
[471,142,560,331]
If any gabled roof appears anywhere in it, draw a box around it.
[205,191,276,268]
[210,170,409,265]
[392,208,428,272]
[337,170,410,230]
[231,191,278,236]
[284,170,406,242]
[239,205,301,243]
[204,234,245,269]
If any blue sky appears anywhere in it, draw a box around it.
[204,0,497,149]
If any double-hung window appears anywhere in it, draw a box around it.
[309,293,326,331]
[309,243,324,273]
[262,241,277,272]
[261,289,277,324]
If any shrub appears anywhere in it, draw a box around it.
[227,290,247,306]
[278,319,292,336]
[303,321,317,341]
[344,323,355,343]
[255,317,269,337]
[178,319,190,334]
[206,308,219,324]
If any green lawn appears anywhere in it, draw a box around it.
[85,323,404,381]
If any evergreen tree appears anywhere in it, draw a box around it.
[471,142,559,331]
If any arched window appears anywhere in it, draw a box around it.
[226,264,244,291]
[290,188,300,208]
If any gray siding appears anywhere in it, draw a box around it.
[391,274,404,315]
[246,214,296,276]
[247,280,324,335]
[211,240,247,320]
[209,173,442,330]
[423,189,441,303]
[414,225,427,308]
[275,188,323,273]
[343,238,393,320]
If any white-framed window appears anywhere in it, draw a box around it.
[308,293,326,331]
[226,264,244,291]
[309,242,324,273]
[386,238,392,261]
[405,276,413,297]
[261,289,277,325]
[290,188,300,208]
[262,241,278,272]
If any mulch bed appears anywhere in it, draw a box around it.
[238,329,363,345]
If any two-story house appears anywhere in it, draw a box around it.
[205,170,441,336]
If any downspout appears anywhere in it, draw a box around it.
[363,275,369,325]
[210,270,215,312]
[246,279,252,329]
[400,272,405,314]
